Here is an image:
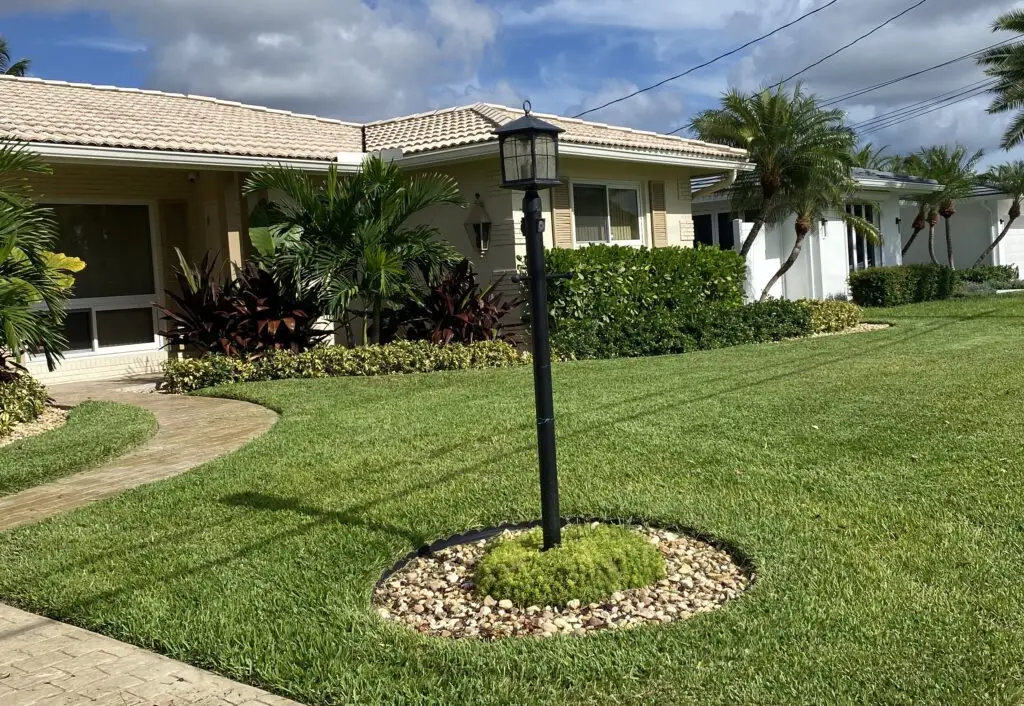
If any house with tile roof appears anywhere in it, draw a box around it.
[900,183,1024,274]
[692,167,944,299]
[1,75,754,383]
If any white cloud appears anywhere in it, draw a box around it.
[12,0,499,121]
[60,37,146,53]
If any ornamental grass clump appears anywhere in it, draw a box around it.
[474,524,667,608]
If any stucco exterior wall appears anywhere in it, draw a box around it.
[901,198,996,269]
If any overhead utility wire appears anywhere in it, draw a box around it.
[666,0,931,136]
[571,0,844,119]
[858,83,996,134]
[820,36,1019,106]
[767,0,930,88]
[849,79,995,132]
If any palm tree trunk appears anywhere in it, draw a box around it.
[738,217,765,258]
[901,226,924,257]
[760,225,809,301]
[927,224,939,265]
[974,213,1018,268]
[944,216,956,269]
[372,298,383,345]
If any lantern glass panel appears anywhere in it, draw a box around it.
[534,133,557,181]
[503,135,535,183]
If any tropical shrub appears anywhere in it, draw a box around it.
[0,141,86,371]
[959,265,1020,284]
[473,524,666,608]
[0,370,47,437]
[848,265,960,307]
[542,244,745,358]
[162,340,529,393]
[402,259,521,344]
[805,300,862,333]
[157,251,328,359]
[244,157,462,345]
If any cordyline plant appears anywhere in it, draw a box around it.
[403,259,521,345]
[157,249,328,359]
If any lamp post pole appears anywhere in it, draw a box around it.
[521,188,561,550]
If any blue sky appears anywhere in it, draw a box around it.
[1,0,1020,163]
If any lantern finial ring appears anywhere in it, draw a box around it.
[523,100,532,115]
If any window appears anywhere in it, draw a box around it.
[41,203,159,355]
[692,211,739,251]
[572,182,643,246]
[846,203,878,272]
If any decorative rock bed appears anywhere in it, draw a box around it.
[0,406,69,448]
[373,524,752,640]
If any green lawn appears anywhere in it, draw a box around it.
[0,401,157,496]
[1,296,1023,704]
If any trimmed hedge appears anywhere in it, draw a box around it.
[0,373,47,437]
[474,524,666,608]
[848,265,961,307]
[163,340,530,393]
[960,265,1020,284]
[543,245,746,359]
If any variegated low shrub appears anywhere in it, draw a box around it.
[0,372,47,437]
[803,300,862,334]
[162,340,530,393]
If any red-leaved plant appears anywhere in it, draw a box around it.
[157,250,328,359]
[403,259,521,345]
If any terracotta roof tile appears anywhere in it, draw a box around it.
[0,76,363,160]
[365,103,750,163]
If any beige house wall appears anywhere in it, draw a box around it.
[22,163,252,383]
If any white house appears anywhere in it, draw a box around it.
[901,185,1024,274]
[692,168,943,300]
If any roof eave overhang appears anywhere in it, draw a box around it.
[27,142,364,172]
[393,139,752,171]
[854,178,943,194]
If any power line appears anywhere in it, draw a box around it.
[858,83,995,135]
[768,0,930,88]
[571,0,844,119]
[849,79,995,132]
[820,36,1019,106]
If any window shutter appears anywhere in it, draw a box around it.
[649,181,668,248]
[551,183,574,249]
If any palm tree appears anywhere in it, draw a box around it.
[0,36,29,77]
[0,141,85,371]
[245,156,462,345]
[973,160,1024,267]
[851,142,895,170]
[759,172,878,301]
[895,154,941,258]
[914,145,983,269]
[978,10,1024,149]
[689,84,856,258]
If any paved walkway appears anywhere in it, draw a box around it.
[1,380,295,705]
[0,608,299,705]
[0,380,279,532]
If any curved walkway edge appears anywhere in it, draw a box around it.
[0,380,296,705]
[0,380,278,532]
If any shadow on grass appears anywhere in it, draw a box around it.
[40,310,983,612]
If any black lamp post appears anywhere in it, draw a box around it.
[495,102,565,551]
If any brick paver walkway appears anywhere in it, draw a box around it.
[1,380,294,705]
[0,607,299,705]
[0,380,279,531]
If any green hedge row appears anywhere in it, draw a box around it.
[959,265,1020,284]
[163,340,530,393]
[552,299,862,360]
[848,265,961,307]
[0,373,47,437]
[543,245,747,359]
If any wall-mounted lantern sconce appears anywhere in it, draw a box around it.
[464,193,493,257]
[820,218,828,228]
[1000,218,1007,225]
[895,216,903,226]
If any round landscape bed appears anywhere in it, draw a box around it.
[373,520,753,640]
